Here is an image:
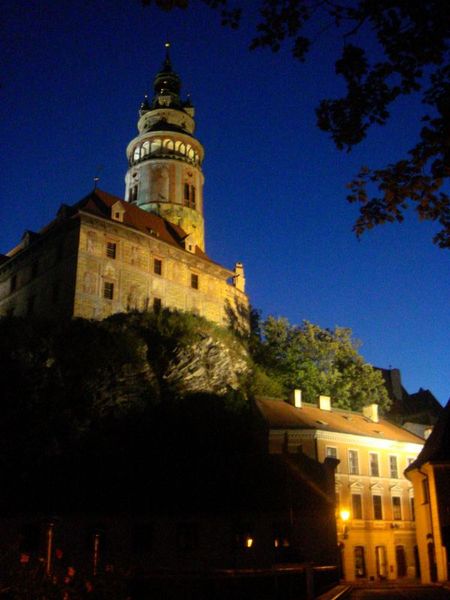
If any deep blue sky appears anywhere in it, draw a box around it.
[1,1,449,405]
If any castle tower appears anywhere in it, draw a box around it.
[124,44,205,251]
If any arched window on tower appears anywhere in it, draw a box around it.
[184,183,190,205]
[150,139,161,154]
[190,186,196,209]
[165,139,174,151]
[142,141,150,156]
[133,146,140,162]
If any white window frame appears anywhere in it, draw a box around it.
[369,452,380,477]
[348,449,359,475]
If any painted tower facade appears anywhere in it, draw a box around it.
[125,46,205,252]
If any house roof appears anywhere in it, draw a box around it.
[406,399,450,471]
[77,189,214,263]
[5,189,226,270]
[255,397,424,445]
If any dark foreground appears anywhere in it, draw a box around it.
[348,583,450,599]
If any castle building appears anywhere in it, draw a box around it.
[255,393,424,582]
[0,47,249,331]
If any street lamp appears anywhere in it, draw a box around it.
[340,509,350,539]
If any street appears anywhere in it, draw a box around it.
[348,584,450,599]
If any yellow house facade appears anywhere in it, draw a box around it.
[256,393,424,582]
[405,400,450,583]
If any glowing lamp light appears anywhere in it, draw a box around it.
[246,537,254,548]
[340,509,350,522]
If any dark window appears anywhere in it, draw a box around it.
[191,273,199,290]
[410,497,415,521]
[129,186,138,203]
[370,453,380,477]
[104,282,114,300]
[352,494,363,519]
[392,496,402,520]
[389,456,399,479]
[106,242,116,259]
[190,186,196,208]
[422,479,430,504]
[10,274,17,293]
[153,297,161,312]
[373,495,383,520]
[354,546,366,578]
[154,258,162,275]
[184,183,190,203]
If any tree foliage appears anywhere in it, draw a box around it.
[144,0,450,247]
[251,315,391,412]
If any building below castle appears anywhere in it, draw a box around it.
[255,393,425,582]
[0,47,249,331]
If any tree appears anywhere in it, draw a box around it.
[252,316,391,412]
[144,0,450,248]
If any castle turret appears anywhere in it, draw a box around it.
[125,44,205,251]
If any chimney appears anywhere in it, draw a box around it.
[363,403,379,423]
[424,426,433,440]
[318,395,331,411]
[289,389,302,408]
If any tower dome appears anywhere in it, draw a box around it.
[124,45,205,251]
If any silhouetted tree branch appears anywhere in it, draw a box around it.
[142,0,450,247]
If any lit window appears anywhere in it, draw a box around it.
[326,447,337,459]
[191,273,199,290]
[352,494,363,519]
[392,496,402,520]
[106,242,116,259]
[103,282,114,300]
[389,456,399,479]
[369,453,380,477]
[373,495,383,520]
[348,450,359,475]
[154,258,162,275]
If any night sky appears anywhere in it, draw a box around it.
[2,1,449,405]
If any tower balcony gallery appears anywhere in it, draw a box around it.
[0,46,249,332]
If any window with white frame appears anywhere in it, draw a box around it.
[348,450,359,475]
[369,452,380,477]
[392,496,402,520]
[372,494,383,520]
[389,455,399,479]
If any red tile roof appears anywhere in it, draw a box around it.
[255,397,424,444]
